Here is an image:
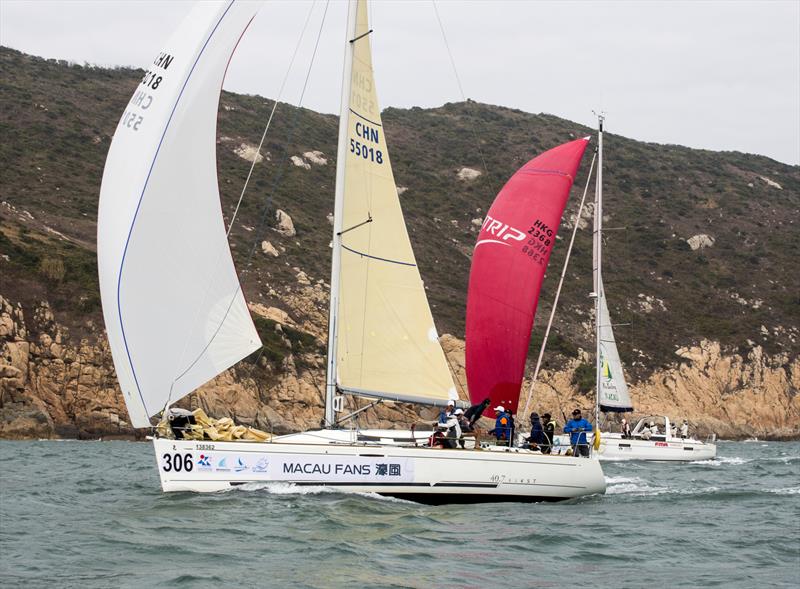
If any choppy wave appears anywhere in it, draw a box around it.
[604,476,640,484]
[690,456,750,466]
[766,487,800,495]
[235,481,342,495]
[606,480,720,497]
[233,481,414,503]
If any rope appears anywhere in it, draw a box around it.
[519,149,598,427]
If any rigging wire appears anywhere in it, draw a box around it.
[225,1,319,237]
[431,0,497,193]
[519,149,598,427]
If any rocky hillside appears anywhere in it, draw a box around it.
[1,47,798,439]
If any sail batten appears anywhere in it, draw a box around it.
[98,1,262,429]
[331,0,457,406]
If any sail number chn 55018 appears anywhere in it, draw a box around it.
[350,121,384,164]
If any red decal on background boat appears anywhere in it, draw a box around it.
[465,138,589,416]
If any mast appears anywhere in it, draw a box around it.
[593,113,605,428]
[325,0,358,428]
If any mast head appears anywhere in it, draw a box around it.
[591,110,606,132]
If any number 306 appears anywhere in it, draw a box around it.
[162,453,193,472]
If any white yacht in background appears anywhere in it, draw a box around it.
[580,116,716,462]
[597,415,716,461]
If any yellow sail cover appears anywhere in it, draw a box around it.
[335,1,457,405]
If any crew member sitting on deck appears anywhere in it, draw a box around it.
[436,408,461,449]
[621,418,632,439]
[438,400,455,425]
[455,408,471,448]
[456,408,471,432]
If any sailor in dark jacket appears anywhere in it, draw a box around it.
[463,398,491,428]
[541,413,556,454]
[528,412,544,448]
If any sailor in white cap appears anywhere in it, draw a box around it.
[489,405,511,443]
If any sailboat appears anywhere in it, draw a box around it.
[97,0,606,501]
[583,115,716,461]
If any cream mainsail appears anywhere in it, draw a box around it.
[331,1,457,406]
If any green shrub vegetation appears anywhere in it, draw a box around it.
[1,47,797,379]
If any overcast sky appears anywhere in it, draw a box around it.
[2,0,798,165]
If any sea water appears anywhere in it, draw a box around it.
[0,440,798,588]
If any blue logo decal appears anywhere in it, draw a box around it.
[235,457,248,472]
[252,457,269,473]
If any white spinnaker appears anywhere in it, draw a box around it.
[597,282,633,412]
[97,1,262,428]
[334,0,457,405]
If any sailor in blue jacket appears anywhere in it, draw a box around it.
[489,405,512,445]
[564,408,593,457]
[438,400,455,424]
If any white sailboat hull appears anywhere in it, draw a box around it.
[599,433,716,461]
[553,433,716,461]
[153,436,605,503]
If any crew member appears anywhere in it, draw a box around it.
[436,406,461,449]
[621,418,631,439]
[438,400,455,425]
[455,408,471,448]
[489,405,511,443]
[541,413,556,454]
[528,412,544,449]
[464,398,491,427]
[564,408,593,457]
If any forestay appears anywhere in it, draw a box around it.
[97,1,262,428]
[333,0,457,406]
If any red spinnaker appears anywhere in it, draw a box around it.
[465,138,589,417]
